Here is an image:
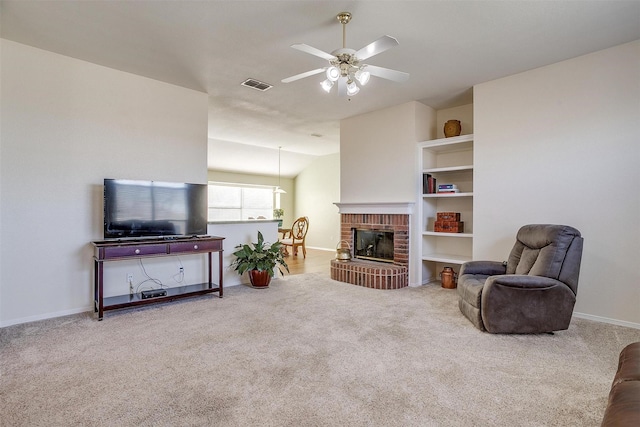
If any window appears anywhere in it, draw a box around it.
[207,183,274,221]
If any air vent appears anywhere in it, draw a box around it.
[241,78,273,92]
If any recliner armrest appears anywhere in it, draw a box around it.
[481,274,576,333]
[460,261,506,277]
[486,274,566,290]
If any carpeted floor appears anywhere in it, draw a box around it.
[1,272,639,426]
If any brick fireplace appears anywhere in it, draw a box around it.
[331,203,412,290]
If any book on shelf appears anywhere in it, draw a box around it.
[422,173,437,194]
[437,183,458,190]
[437,188,460,193]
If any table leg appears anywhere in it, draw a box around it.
[96,260,104,320]
[218,250,223,298]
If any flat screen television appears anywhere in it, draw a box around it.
[103,179,208,239]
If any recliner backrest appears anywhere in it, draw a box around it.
[506,224,583,293]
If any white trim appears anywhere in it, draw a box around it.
[2,300,637,331]
[334,202,414,215]
[305,246,335,252]
[0,306,91,328]
[573,311,640,330]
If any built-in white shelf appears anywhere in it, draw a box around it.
[421,253,472,264]
[423,165,473,174]
[417,133,474,284]
[419,134,474,152]
[422,192,473,198]
[423,231,473,238]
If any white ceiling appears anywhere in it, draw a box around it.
[2,1,639,178]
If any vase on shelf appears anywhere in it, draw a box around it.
[444,120,462,138]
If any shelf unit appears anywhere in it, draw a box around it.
[418,134,474,284]
[92,236,224,320]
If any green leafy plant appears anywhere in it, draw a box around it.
[273,208,284,219]
[230,231,289,278]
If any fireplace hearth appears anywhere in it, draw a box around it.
[330,211,410,290]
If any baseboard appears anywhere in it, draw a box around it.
[410,279,435,287]
[573,311,640,330]
[3,293,637,331]
[0,306,91,328]
[305,246,334,252]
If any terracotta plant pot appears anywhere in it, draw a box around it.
[249,270,271,288]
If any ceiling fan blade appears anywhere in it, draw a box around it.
[291,44,336,61]
[281,68,326,83]
[355,35,399,61]
[364,64,410,82]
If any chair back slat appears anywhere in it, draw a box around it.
[290,217,309,241]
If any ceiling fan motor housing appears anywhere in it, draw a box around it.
[337,12,352,25]
[331,48,360,78]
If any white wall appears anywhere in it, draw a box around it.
[340,101,435,203]
[294,153,340,250]
[340,101,436,285]
[474,40,640,327]
[0,40,209,326]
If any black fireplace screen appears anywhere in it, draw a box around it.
[353,228,394,263]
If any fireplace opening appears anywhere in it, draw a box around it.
[353,228,394,263]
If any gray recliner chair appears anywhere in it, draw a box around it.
[458,224,584,334]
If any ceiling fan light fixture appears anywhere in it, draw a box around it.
[326,66,340,82]
[355,69,370,86]
[282,11,409,97]
[321,79,334,93]
[346,79,360,96]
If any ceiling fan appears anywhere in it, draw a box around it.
[281,12,409,96]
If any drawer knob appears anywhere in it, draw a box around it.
[135,249,140,254]
[194,245,199,250]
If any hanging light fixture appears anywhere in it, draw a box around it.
[320,79,334,93]
[282,11,410,96]
[326,66,340,81]
[346,79,360,96]
[321,13,368,96]
[274,146,286,194]
[355,68,370,85]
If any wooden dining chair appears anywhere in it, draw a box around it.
[280,216,309,258]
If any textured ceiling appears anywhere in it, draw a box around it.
[2,0,639,177]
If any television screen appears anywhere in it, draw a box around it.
[104,179,207,239]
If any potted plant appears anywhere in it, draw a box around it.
[273,208,284,227]
[230,231,289,288]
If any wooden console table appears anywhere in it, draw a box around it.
[92,236,224,320]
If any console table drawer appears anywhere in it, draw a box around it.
[99,244,167,259]
[169,239,222,254]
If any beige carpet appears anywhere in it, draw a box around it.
[1,272,639,426]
